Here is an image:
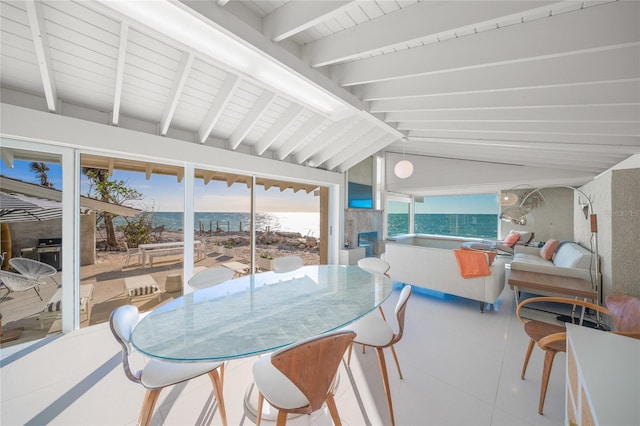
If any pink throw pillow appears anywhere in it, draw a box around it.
[540,239,560,260]
[503,232,521,247]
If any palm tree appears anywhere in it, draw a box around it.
[29,162,53,187]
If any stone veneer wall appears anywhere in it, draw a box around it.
[344,209,383,255]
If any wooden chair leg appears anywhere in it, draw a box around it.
[325,394,342,426]
[139,389,161,426]
[275,410,288,426]
[256,392,264,426]
[538,350,557,415]
[378,306,387,320]
[521,339,535,380]
[207,370,227,426]
[375,348,395,426]
[388,344,403,379]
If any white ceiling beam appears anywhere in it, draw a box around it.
[324,127,383,170]
[276,115,326,160]
[1,148,15,168]
[309,121,373,167]
[398,121,640,136]
[198,74,240,143]
[24,0,57,113]
[370,81,640,112]
[216,0,230,6]
[336,133,397,173]
[407,129,640,146]
[112,22,129,126]
[384,105,640,123]
[401,147,613,173]
[160,52,194,136]
[263,0,354,42]
[356,46,640,101]
[332,1,640,86]
[410,137,640,155]
[254,104,305,155]
[294,116,355,164]
[407,142,626,171]
[229,90,276,150]
[305,1,554,67]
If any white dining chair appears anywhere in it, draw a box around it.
[251,329,356,426]
[273,255,304,272]
[357,257,391,319]
[357,257,390,275]
[188,266,235,290]
[110,305,227,426]
[346,285,412,426]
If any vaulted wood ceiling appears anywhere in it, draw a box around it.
[1,1,638,193]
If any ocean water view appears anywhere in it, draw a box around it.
[388,213,498,239]
[116,212,320,237]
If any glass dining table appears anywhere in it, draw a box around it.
[131,265,393,362]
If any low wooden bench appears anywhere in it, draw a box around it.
[147,248,183,267]
[124,275,161,301]
[39,283,94,329]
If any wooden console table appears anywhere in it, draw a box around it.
[508,269,597,303]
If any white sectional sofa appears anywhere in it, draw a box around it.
[384,235,507,312]
[509,241,598,287]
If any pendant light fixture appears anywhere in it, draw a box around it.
[394,137,413,179]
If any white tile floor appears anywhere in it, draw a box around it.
[1,285,564,426]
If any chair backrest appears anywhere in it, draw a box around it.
[606,295,640,333]
[391,285,412,345]
[109,305,143,384]
[9,257,57,277]
[188,266,235,290]
[273,255,304,272]
[0,270,43,292]
[270,330,356,413]
[357,257,390,275]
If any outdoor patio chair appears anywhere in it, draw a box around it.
[123,242,142,268]
[9,257,58,284]
[110,305,227,426]
[0,270,46,302]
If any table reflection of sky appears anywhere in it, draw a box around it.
[132,265,392,362]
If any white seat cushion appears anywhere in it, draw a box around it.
[252,355,309,410]
[348,313,394,347]
[141,359,223,389]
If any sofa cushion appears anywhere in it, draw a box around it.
[513,253,554,267]
[553,242,593,269]
[540,239,560,260]
[504,232,521,247]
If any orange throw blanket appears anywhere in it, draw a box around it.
[453,249,494,279]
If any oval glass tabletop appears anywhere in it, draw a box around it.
[131,265,393,362]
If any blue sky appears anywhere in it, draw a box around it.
[2,159,318,212]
